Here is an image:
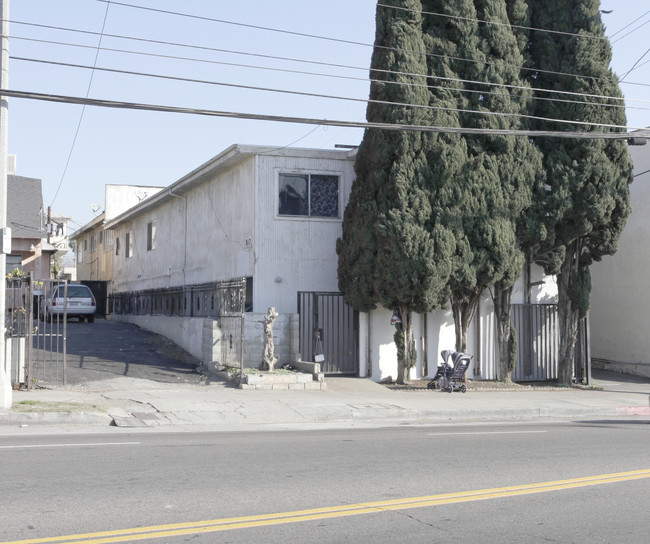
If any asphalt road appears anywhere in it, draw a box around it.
[1,420,649,543]
[54,319,204,385]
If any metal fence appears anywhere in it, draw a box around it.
[109,279,246,318]
[512,304,558,381]
[108,278,247,373]
[511,303,590,383]
[5,276,68,387]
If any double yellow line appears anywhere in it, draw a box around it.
[5,469,650,544]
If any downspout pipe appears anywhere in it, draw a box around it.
[168,188,187,287]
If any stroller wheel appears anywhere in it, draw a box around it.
[427,381,435,390]
[446,386,453,393]
[460,384,467,393]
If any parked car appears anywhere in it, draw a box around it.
[41,284,96,323]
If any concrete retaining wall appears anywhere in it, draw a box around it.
[109,315,205,360]
[110,312,300,373]
[592,358,650,379]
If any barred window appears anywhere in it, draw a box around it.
[278,173,339,218]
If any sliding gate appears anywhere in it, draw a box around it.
[298,292,358,375]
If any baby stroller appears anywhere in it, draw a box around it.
[427,351,472,393]
[427,350,454,390]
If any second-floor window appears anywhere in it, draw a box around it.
[278,173,339,218]
[147,220,157,251]
[126,232,133,258]
[104,229,115,252]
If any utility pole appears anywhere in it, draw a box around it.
[0,0,11,408]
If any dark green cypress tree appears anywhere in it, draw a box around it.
[422,0,542,362]
[528,0,633,385]
[420,0,476,355]
[491,0,546,381]
[337,0,454,384]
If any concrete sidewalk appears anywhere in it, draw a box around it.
[1,370,649,431]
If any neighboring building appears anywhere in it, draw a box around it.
[590,141,650,378]
[48,211,74,280]
[6,172,53,279]
[92,143,558,382]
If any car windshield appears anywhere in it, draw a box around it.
[56,286,93,298]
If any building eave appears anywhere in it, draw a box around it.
[69,213,105,241]
[103,144,355,230]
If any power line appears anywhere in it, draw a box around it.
[611,17,650,44]
[9,17,650,94]
[620,46,650,83]
[91,1,643,90]
[12,34,650,114]
[609,10,650,38]
[11,56,641,132]
[50,0,111,207]
[377,2,608,40]
[1,88,644,140]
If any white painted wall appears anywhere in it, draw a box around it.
[360,264,556,382]
[590,144,650,369]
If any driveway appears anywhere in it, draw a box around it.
[61,318,204,386]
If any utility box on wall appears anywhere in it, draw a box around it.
[1,226,11,253]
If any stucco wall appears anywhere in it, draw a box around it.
[253,152,355,314]
[590,144,650,373]
[111,159,256,294]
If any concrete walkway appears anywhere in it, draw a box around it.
[1,370,649,431]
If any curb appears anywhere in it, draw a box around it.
[0,411,113,427]
[1,404,649,428]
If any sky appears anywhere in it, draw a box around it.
[5,0,649,231]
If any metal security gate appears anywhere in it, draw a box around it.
[298,292,358,375]
[512,304,558,381]
[512,304,590,383]
[5,276,68,388]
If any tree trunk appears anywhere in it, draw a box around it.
[493,281,514,382]
[395,308,415,385]
[451,291,481,355]
[556,241,580,386]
